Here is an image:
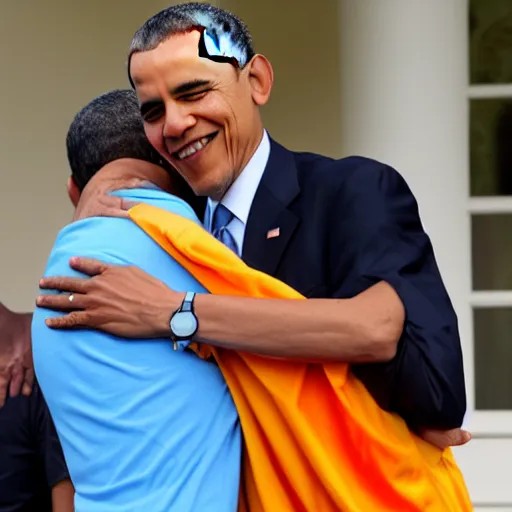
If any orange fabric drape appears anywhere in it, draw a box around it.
[129,204,472,512]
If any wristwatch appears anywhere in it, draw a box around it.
[169,292,199,351]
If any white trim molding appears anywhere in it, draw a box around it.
[469,197,512,214]
[469,84,512,99]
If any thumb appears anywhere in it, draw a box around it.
[123,177,151,189]
[420,428,472,449]
[449,429,472,447]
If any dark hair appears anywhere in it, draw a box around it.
[128,2,255,85]
[66,89,169,190]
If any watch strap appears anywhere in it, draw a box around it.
[171,292,197,351]
[181,291,195,313]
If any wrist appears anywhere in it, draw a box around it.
[154,291,185,338]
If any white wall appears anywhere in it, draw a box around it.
[0,0,183,310]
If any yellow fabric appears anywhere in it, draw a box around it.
[129,203,472,512]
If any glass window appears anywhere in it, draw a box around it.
[470,99,512,196]
[470,0,512,84]
[474,307,512,409]
[472,214,512,290]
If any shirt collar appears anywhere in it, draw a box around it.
[206,130,270,229]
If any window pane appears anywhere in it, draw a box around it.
[470,0,512,84]
[474,308,512,410]
[470,98,512,196]
[472,214,512,290]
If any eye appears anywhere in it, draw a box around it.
[143,105,165,123]
[180,90,209,102]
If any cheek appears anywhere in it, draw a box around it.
[144,123,166,154]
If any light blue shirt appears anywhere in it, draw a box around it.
[205,130,270,253]
[32,188,241,512]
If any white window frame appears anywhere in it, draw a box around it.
[467,83,512,437]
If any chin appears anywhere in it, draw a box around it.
[192,174,232,200]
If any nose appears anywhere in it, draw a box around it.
[163,102,197,139]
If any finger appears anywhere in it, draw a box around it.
[418,430,446,450]
[419,428,471,449]
[96,204,130,219]
[123,177,148,189]
[138,180,161,191]
[103,205,131,218]
[74,195,125,221]
[0,374,8,407]
[9,367,23,397]
[45,311,91,329]
[22,369,34,396]
[449,429,472,447]
[120,199,140,212]
[36,292,86,311]
[38,275,90,293]
[69,257,111,276]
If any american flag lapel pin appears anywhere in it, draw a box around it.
[266,227,280,239]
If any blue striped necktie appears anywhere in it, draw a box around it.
[212,204,239,255]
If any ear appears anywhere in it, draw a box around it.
[247,55,274,106]
[67,176,81,207]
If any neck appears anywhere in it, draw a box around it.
[97,159,172,190]
[238,128,264,177]
[81,159,173,197]
[216,128,265,201]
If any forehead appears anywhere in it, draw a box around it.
[130,31,226,94]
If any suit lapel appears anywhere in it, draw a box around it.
[242,140,300,276]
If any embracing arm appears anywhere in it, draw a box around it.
[329,162,467,430]
[192,282,403,362]
[37,261,403,363]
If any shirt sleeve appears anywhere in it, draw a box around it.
[329,160,467,430]
[30,381,70,488]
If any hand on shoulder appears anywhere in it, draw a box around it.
[0,303,33,406]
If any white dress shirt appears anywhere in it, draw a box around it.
[205,130,270,254]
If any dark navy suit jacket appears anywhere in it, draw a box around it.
[0,380,68,511]
[237,139,466,430]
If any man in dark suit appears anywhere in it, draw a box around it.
[34,2,468,447]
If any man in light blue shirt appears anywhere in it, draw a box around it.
[32,90,241,511]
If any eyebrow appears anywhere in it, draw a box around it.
[139,79,213,117]
[171,79,212,95]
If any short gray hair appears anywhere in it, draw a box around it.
[128,2,255,85]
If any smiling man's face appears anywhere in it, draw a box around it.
[130,30,271,200]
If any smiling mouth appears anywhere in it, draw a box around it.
[173,132,218,160]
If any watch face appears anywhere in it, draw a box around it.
[171,311,198,338]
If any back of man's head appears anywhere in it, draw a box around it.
[128,2,255,83]
[66,89,172,191]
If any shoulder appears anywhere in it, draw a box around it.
[288,151,421,230]
[111,189,201,223]
[52,216,135,252]
[292,151,410,195]
[46,216,155,275]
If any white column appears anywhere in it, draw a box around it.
[338,0,473,411]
